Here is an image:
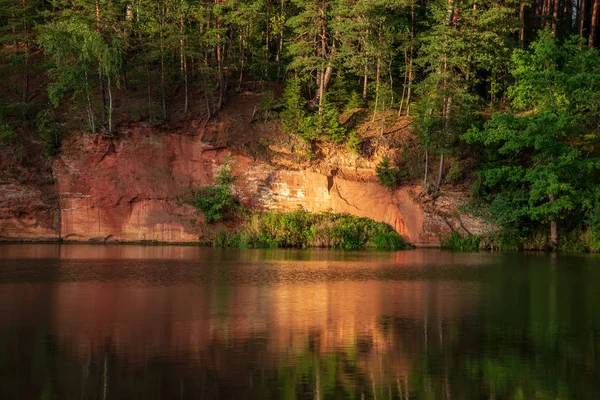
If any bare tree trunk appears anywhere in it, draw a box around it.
[215,1,226,110]
[543,0,550,22]
[548,194,559,247]
[399,49,408,116]
[183,56,189,114]
[406,0,415,115]
[276,0,284,81]
[550,220,558,247]
[265,1,270,79]
[84,70,96,135]
[107,75,113,134]
[519,1,527,48]
[435,153,444,196]
[552,0,561,35]
[423,149,429,188]
[318,66,325,115]
[239,30,245,88]
[316,1,327,116]
[96,0,106,124]
[362,62,368,101]
[160,28,167,120]
[581,0,588,38]
[371,45,381,123]
[564,0,573,29]
[275,37,283,81]
[380,99,386,136]
[180,3,188,114]
[590,0,599,47]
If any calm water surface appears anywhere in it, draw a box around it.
[1,245,599,399]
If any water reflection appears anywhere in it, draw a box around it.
[0,246,599,399]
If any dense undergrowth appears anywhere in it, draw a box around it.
[212,210,411,251]
[441,229,600,253]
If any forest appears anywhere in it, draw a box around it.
[1,0,600,250]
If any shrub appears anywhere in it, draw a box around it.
[281,79,309,134]
[260,91,281,112]
[213,230,241,248]
[445,158,465,184]
[440,231,481,251]
[209,210,411,251]
[0,123,18,147]
[376,157,401,190]
[315,96,347,143]
[191,156,239,223]
[369,231,408,250]
[37,110,62,156]
[346,130,361,154]
[479,228,523,251]
[345,91,363,110]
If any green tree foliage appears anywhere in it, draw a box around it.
[376,157,401,190]
[464,29,600,245]
[4,0,600,248]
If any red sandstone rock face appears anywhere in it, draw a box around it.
[0,183,60,242]
[0,122,487,245]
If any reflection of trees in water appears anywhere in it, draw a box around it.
[2,252,600,398]
[1,311,600,399]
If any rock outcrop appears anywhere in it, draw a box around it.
[0,182,60,242]
[0,95,487,246]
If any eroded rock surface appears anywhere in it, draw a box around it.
[0,182,60,242]
[1,117,487,245]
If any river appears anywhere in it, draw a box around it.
[0,245,599,399]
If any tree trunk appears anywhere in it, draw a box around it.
[180,3,188,114]
[371,44,381,123]
[107,75,113,134]
[160,28,167,120]
[404,1,416,116]
[550,220,559,247]
[564,0,573,28]
[423,149,429,188]
[84,70,96,135]
[519,1,526,48]
[239,30,245,88]
[147,64,152,120]
[362,62,368,101]
[215,2,226,110]
[265,1,270,79]
[590,0,599,47]
[95,0,106,124]
[380,99,386,135]
[447,0,455,23]
[552,0,561,35]
[276,0,284,82]
[543,0,550,21]
[435,153,444,196]
[323,64,333,92]
[581,0,588,38]
[399,50,408,116]
[318,66,325,115]
[546,193,559,247]
[316,1,327,115]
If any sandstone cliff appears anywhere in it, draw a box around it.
[0,92,487,246]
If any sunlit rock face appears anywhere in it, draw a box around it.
[1,122,485,244]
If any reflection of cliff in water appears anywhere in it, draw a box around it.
[2,247,599,399]
[0,249,485,399]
